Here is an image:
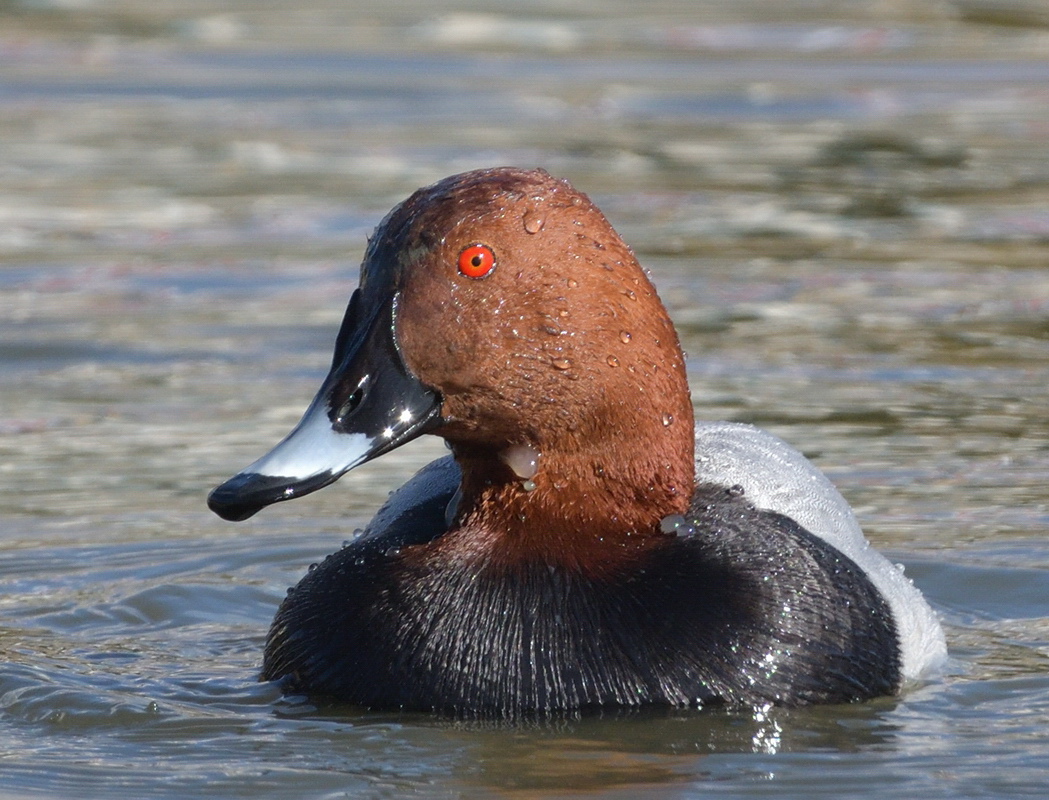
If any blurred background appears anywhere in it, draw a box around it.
[1,1,1048,798]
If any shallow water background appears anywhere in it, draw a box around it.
[2,1,1049,797]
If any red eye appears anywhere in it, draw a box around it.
[458,244,496,279]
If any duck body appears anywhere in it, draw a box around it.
[263,449,901,713]
[209,167,945,717]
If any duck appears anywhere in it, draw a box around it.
[208,166,946,717]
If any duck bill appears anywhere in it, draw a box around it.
[207,292,442,521]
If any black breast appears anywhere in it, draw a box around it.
[261,480,900,716]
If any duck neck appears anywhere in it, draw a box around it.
[446,399,695,578]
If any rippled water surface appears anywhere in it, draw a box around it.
[2,1,1049,797]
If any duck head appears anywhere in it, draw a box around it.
[209,167,695,546]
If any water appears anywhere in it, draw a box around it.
[2,1,1048,797]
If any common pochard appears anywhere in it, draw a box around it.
[209,167,945,716]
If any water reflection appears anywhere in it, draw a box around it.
[265,698,916,795]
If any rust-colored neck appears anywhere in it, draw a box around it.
[441,353,695,578]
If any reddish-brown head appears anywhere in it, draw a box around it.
[373,168,695,562]
[210,167,694,571]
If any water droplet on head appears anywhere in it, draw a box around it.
[662,413,674,427]
[523,209,544,234]
[307,562,318,572]
[619,330,632,344]
[606,355,619,367]
[552,357,571,370]
[726,484,746,497]
[384,546,401,558]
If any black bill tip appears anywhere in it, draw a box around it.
[207,470,338,522]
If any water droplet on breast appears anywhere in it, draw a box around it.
[567,278,578,289]
[606,355,619,367]
[444,485,462,527]
[552,357,571,370]
[660,514,686,535]
[662,413,674,426]
[619,330,632,344]
[499,443,541,479]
